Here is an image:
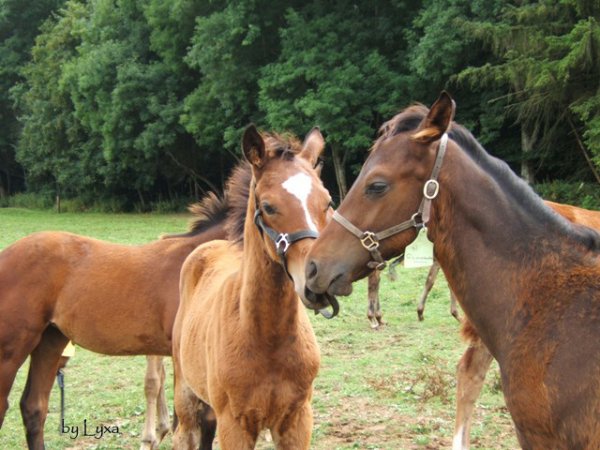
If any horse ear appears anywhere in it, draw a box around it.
[299,127,325,167]
[412,91,455,143]
[242,124,266,169]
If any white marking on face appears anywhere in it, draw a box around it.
[282,172,318,232]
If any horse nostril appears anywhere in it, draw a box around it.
[306,260,318,280]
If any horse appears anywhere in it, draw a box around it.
[171,125,334,449]
[412,201,600,449]
[305,91,600,449]
[0,177,246,449]
[366,257,458,329]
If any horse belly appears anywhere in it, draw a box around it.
[52,293,171,355]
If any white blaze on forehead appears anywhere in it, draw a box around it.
[282,172,318,232]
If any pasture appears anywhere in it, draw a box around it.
[0,208,517,449]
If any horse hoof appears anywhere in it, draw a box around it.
[139,440,157,450]
[370,317,385,329]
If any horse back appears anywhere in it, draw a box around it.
[545,201,600,229]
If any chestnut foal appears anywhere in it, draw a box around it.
[172,126,334,449]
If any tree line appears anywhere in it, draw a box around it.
[1,0,599,211]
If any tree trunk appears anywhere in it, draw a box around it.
[520,125,538,184]
[331,143,348,201]
[0,170,6,200]
[566,114,600,185]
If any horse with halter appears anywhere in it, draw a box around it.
[171,125,335,449]
[305,92,600,449]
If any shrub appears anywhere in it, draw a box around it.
[7,192,53,209]
[534,181,600,210]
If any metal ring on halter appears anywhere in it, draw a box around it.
[411,212,425,229]
[423,179,440,200]
[275,233,291,254]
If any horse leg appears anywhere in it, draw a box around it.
[416,260,440,321]
[140,356,169,450]
[452,341,494,450]
[450,289,461,321]
[216,407,257,450]
[271,402,313,450]
[198,400,216,450]
[172,358,202,450]
[20,325,68,450]
[0,323,48,429]
[367,271,384,329]
[156,357,170,444]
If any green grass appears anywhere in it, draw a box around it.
[0,208,518,449]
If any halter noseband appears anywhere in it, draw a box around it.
[332,133,448,270]
[254,209,319,279]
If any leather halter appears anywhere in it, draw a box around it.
[254,209,319,279]
[332,133,448,270]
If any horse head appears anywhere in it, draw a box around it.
[242,124,339,316]
[304,92,456,299]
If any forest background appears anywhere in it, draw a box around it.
[1,0,599,212]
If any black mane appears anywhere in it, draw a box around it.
[379,104,600,252]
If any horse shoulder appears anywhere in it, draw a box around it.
[179,240,238,308]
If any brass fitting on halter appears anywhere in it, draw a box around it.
[332,133,448,271]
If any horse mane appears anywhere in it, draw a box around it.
[378,104,600,252]
[163,132,304,242]
[186,192,229,235]
[161,192,229,239]
[224,162,252,244]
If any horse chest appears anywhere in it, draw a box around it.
[208,337,319,414]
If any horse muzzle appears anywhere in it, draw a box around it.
[301,287,339,319]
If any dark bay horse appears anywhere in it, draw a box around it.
[402,201,600,449]
[450,201,600,450]
[305,92,600,449]
[0,181,238,449]
[172,125,333,449]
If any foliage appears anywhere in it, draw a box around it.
[535,181,600,210]
[454,0,600,182]
[3,0,599,209]
[258,1,417,198]
[0,0,66,195]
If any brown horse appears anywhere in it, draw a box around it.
[305,92,600,449]
[0,180,240,449]
[451,201,600,450]
[171,125,333,449]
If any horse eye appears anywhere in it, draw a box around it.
[262,202,277,215]
[365,182,389,196]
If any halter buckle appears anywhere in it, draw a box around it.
[423,179,440,200]
[374,261,387,271]
[360,232,379,251]
[275,233,290,254]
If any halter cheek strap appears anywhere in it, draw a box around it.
[254,209,319,279]
[332,133,448,270]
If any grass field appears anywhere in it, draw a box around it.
[0,208,518,449]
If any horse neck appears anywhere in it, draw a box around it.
[428,147,585,361]
[238,191,301,339]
